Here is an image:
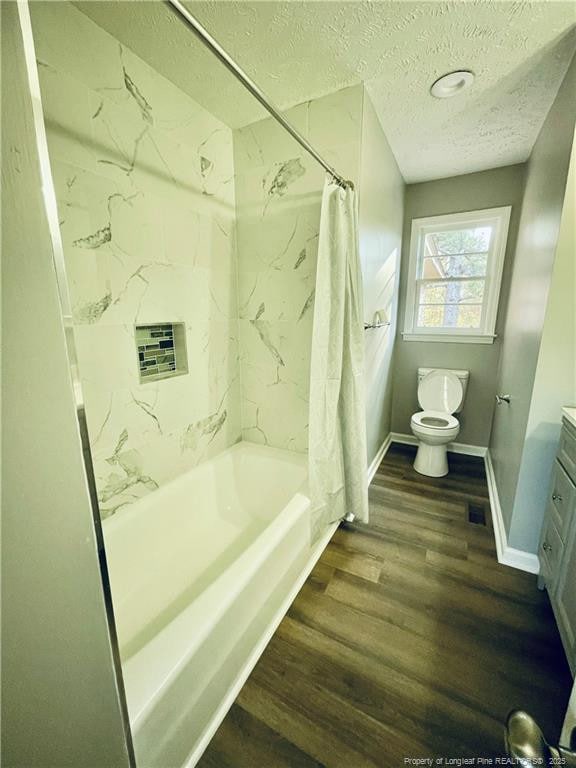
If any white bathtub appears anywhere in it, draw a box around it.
[103,441,324,768]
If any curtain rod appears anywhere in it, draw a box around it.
[164,0,352,189]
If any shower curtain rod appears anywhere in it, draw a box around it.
[165,0,352,189]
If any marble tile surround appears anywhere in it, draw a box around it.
[233,86,363,452]
[33,1,365,516]
[32,2,241,518]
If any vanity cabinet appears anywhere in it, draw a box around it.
[540,414,576,674]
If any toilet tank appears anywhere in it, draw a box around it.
[417,368,469,413]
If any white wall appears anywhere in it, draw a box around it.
[1,4,131,765]
[508,129,576,552]
[490,54,576,546]
[358,91,404,464]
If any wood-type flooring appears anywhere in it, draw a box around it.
[198,443,573,768]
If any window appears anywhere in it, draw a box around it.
[403,207,511,343]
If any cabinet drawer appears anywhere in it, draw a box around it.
[559,420,576,484]
[549,460,576,540]
[540,515,564,593]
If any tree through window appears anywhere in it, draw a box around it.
[404,208,511,343]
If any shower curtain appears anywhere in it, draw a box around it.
[309,176,369,543]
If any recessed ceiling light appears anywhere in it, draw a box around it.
[430,70,475,99]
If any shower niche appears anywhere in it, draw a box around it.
[135,323,188,383]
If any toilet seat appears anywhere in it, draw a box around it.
[411,410,459,430]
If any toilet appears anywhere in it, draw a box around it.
[410,368,469,477]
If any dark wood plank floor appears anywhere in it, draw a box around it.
[198,443,573,767]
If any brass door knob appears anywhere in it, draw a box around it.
[505,711,576,767]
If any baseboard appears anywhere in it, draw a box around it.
[484,451,540,575]
[367,433,393,485]
[389,432,487,457]
[185,520,339,768]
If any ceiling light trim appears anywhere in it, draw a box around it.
[430,70,475,99]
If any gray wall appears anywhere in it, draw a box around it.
[509,135,575,553]
[359,89,405,465]
[490,54,576,546]
[391,164,526,446]
[1,5,131,765]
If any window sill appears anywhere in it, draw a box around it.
[402,332,497,345]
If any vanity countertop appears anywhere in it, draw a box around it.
[562,407,576,430]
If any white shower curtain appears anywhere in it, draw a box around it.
[308,176,369,543]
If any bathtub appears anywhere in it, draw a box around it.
[102,441,330,768]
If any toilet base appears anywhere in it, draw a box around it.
[414,442,449,477]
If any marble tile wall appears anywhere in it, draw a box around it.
[31,2,241,518]
[233,86,364,452]
[33,0,368,518]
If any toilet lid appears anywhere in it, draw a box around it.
[418,370,463,414]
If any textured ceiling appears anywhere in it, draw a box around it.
[74,1,576,182]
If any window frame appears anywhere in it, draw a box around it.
[403,206,511,344]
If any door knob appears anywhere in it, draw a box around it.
[496,394,511,404]
[542,542,552,552]
[505,710,576,767]
[553,493,563,502]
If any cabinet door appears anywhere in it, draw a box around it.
[555,525,576,672]
[550,461,576,539]
[540,514,564,593]
[558,420,576,484]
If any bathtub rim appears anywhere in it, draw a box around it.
[181,518,338,768]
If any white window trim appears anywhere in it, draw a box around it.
[403,206,511,344]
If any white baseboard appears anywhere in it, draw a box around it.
[484,451,540,575]
[185,520,339,768]
[389,432,487,457]
[367,433,393,485]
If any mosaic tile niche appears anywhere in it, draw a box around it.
[31,2,241,518]
[135,324,188,382]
